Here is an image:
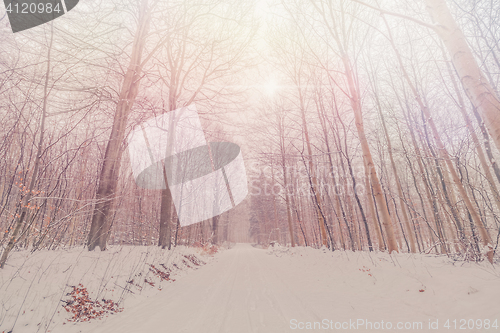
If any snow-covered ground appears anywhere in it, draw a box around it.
[1,243,499,333]
[0,244,217,333]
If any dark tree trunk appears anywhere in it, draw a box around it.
[212,215,219,245]
[158,187,173,249]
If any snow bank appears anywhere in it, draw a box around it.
[266,244,500,331]
[0,244,218,333]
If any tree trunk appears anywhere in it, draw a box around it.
[317,95,350,250]
[424,0,500,159]
[278,113,295,247]
[375,94,417,253]
[283,164,295,247]
[439,43,500,217]
[158,187,173,249]
[298,90,328,247]
[473,108,500,185]
[211,215,219,245]
[87,0,150,251]
[344,55,398,253]
[346,153,373,251]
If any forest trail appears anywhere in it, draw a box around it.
[90,243,322,333]
[68,243,499,333]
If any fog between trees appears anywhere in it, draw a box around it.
[1,0,499,266]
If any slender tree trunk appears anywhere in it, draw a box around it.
[472,108,500,185]
[375,96,416,253]
[337,33,399,252]
[403,106,443,253]
[347,65,398,252]
[271,162,280,244]
[277,113,295,247]
[318,96,349,250]
[346,153,373,251]
[298,90,328,247]
[283,162,295,247]
[363,158,385,251]
[396,117,433,252]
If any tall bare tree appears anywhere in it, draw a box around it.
[87,0,152,251]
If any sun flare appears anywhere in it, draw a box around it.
[263,80,279,96]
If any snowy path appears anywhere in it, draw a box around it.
[58,243,499,333]
[89,243,320,333]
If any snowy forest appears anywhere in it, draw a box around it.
[1,0,500,332]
